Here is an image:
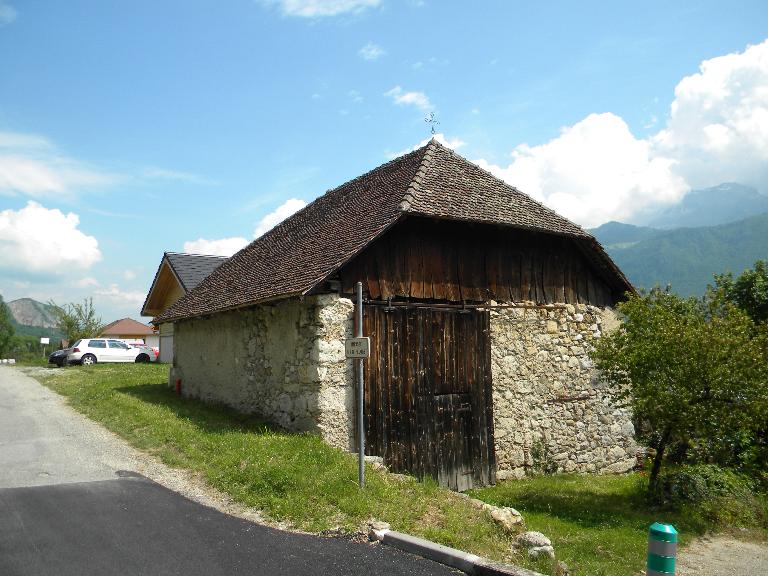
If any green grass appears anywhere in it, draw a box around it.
[470,473,767,575]
[29,364,766,575]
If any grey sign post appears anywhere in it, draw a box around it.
[345,281,370,488]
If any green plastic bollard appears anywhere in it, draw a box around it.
[647,522,677,575]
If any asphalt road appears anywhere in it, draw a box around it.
[0,367,458,576]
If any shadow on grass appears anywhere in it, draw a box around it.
[116,382,281,437]
[470,478,708,534]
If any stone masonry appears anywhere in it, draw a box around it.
[171,294,636,480]
[490,303,637,479]
[170,294,356,451]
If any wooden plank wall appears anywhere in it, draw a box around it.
[340,217,616,306]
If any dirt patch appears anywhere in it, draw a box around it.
[677,535,768,576]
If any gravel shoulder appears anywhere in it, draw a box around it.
[676,535,768,576]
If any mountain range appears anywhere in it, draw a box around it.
[6,298,63,339]
[591,184,768,296]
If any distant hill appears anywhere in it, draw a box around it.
[7,298,63,339]
[636,183,768,229]
[589,221,661,248]
[592,213,768,296]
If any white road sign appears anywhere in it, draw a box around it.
[345,337,370,358]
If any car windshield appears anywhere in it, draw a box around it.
[72,340,81,347]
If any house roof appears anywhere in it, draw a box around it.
[156,139,632,323]
[101,318,156,336]
[141,252,227,317]
[164,252,228,292]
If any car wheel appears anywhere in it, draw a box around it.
[81,354,96,366]
[135,353,150,363]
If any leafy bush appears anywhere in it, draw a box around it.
[656,464,754,504]
[653,464,767,529]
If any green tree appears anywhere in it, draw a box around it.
[591,288,768,492]
[710,260,768,324]
[0,296,15,357]
[50,298,105,344]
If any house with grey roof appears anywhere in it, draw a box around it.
[155,140,638,490]
[141,252,227,363]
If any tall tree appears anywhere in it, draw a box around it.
[711,260,768,324]
[50,298,105,344]
[591,288,768,492]
[0,296,15,357]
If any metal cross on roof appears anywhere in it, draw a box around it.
[425,112,440,135]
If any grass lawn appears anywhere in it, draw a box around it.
[28,363,765,575]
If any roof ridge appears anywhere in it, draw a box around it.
[165,251,228,259]
[400,139,438,212]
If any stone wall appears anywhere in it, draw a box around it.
[171,295,636,481]
[170,294,356,450]
[490,303,637,479]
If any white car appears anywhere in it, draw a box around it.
[67,338,156,365]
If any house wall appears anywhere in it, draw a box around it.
[170,294,356,450]
[159,322,174,363]
[171,293,637,479]
[490,303,638,478]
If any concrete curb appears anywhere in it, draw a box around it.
[370,528,544,576]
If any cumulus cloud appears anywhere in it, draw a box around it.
[0,1,16,25]
[182,198,307,257]
[254,198,307,237]
[359,42,385,60]
[0,202,102,273]
[652,39,768,190]
[475,113,688,227]
[473,39,768,227]
[259,0,380,18]
[0,131,116,198]
[183,237,249,257]
[94,284,147,306]
[384,86,432,111]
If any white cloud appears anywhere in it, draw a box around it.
[472,40,768,227]
[0,201,102,273]
[183,237,249,257]
[123,270,136,281]
[359,42,385,60]
[94,284,147,306]
[384,86,432,111]
[182,198,307,256]
[652,39,768,191]
[260,0,380,18]
[0,131,116,198]
[0,1,16,25]
[76,277,100,288]
[0,132,50,149]
[348,89,363,103]
[475,113,687,228]
[142,167,215,185]
[254,198,307,237]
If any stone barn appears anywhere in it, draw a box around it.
[156,139,638,490]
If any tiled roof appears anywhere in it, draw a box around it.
[101,318,155,336]
[165,252,227,292]
[156,140,631,323]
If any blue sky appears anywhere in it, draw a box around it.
[1,0,767,321]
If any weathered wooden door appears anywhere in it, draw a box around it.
[363,305,496,491]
